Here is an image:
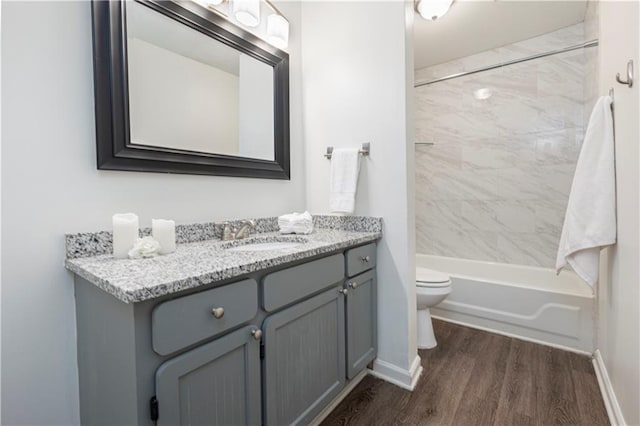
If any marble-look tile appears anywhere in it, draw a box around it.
[427,227,499,262]
[414,22,588,268]
[416,200,464,231]
[494,201,537,233]
[415,142,462,174]
[536,95,584,132]
[532,164,576,199]
[459,201,502,232]
[496,231,559,268]
[535,128,583,166]
[537,51,585,103]
[427,169,501,201]
[535,198,568,235]
[415,230,433,255]
[461,140,536,170]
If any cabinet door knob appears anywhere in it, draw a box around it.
[251,329,262,340]
[339,288,348,295]
[348,281,358,289]
[211,307,225,319]
[361,255,370,263]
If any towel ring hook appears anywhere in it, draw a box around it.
[615,60,634,88]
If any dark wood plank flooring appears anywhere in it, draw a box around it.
[321,320,609,426]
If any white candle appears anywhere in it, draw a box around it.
[112,213,139,259]
[152,219,176,255]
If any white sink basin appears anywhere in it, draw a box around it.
[226,241,303,252]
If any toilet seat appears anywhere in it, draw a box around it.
[416,267,451,287]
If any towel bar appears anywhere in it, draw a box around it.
[325,143,370,160]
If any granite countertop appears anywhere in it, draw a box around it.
[65,216,382,304]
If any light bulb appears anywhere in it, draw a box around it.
[416,0,454,21]
[193,0,224,8]
[233,0,261,27]
[266,14,289,49]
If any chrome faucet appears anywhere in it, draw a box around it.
[222,220,256,240]
[235,220,256,239]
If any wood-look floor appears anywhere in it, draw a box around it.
[322,320,609,426]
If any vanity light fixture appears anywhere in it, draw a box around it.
[265,0,289,49]
[416,0,454,21]
[193,0,288,49]
[233,0,261,27]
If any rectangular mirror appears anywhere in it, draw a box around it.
[92,0,290,178]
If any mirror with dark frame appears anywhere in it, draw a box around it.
[91,0,290,179]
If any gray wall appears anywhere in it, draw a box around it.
[301,1,419,386]
[0,1,305,424]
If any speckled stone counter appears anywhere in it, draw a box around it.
[65,216,382,303]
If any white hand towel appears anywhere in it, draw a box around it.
[278,211,314,234]
[556,95,616,288]
[329,148,361,214]
[278,211,313,226]
[280,225,314,235]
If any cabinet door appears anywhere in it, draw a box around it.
[263,287,346,426]
[155,326,261,426]
[345,269,377,379]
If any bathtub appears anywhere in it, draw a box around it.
[417,254,595,353]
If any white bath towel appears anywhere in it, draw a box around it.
[329,148,361,214]
[556,95,616,288]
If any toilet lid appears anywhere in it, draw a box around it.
[416,267,450,286]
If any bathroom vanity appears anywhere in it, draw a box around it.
[65,216,381,426]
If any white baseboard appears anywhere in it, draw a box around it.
[592,349,627,426]
[432,315,592,356]
[370,355,423,391]
[309,355,424,425]
[308,369,369,426]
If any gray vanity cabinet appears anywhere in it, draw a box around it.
[155,326,262,426]
[262,287,346,426]
[345,269,378,379]
[73,243,378,426]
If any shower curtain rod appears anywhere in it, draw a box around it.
[414,39,599,88]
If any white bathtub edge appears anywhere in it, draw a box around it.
[416,254,593,298]
[432,315,593,356]
[593,349,627,426]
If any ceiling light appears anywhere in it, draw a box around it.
[266,14,289,49]
[416,0,454,21]
[233,0,260,27]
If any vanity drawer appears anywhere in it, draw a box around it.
[262,254,344,312]
[346,243,376,277]
[152,279,258,356]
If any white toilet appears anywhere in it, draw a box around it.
[416,267,452,349]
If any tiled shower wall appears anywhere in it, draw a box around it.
[415,23,595,268]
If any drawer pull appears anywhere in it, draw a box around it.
[251,328,262,340]
[361,256,370,263]
[339,288,348,295]
[211,307,225,319]
[348,281,358,289]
